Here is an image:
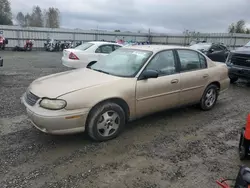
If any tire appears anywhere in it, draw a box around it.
[230,77,238,84]
[87,102,126,142]
[239,129,247,160]
[200,84,219,111]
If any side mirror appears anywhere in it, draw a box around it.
[139,70,158,80]
[87,61,97,68]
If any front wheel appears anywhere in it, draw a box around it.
[200,84,219,111]
[87,102,126,142]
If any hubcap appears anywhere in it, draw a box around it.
[97,110,120,137]
[205,88,216,107]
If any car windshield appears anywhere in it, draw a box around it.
[245,41,250,47]
[190,43,211,51]
[74,42,94,50]
[90,48,153,77]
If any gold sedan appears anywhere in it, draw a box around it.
[21,45,230,141]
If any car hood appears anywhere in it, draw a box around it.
[29,68,122,98]
[231,46,250,54]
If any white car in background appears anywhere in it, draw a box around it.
[62,41,123,68]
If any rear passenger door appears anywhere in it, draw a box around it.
[176,49,209,105]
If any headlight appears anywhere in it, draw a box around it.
[40,98,67,110]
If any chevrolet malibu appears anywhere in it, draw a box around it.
[21,45,230,141]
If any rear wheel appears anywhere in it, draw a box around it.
[200,84,219,111]
[87,102,126,142]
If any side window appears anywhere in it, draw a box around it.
[198,53,207,68]
[145,50,176,76]
[95,45,113,54]
[177,50,201,72]
[113,45,122,51]
[210,45,221,51]
[219,45,227,51]
[95,47,101,53]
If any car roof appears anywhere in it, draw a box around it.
[88,41,121,45]
[191,42,212,45]
[123,45,194,53]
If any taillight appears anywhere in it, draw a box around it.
[69,52,79,60]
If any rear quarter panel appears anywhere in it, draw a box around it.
[207,60,230,93]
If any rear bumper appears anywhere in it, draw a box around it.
[228,65,250,80]
[219,77,230,94]
[61,57,87,69]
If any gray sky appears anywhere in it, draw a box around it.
[10,0,250,33]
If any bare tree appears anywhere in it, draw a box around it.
[235,20,246,33]
[44,7,60,28]
[30,6,43,27]
[16,12,25,27]
[0,0,13,25]
[246,28,250,34]
[228,23,235,33]
[228,20,248,34]
[24,13,31,27]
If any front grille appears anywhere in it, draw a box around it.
[25,91,39,106]
[231,53,250,68]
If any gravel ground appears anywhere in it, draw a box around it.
[1,51,250,188]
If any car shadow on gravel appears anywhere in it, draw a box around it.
[235,80,250,87]
[123,105,205,138]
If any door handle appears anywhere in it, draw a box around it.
[171,79,179,84]
[203,74,209,78]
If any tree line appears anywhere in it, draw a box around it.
[0,0,60,28]
[228,20,250,34]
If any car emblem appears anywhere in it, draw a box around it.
[246,60,250,63]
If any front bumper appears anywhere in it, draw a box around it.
[0,57,3,67]
[21,95,89,135]
[228,65,250,80]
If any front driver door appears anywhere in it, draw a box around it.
[136,50,181,118]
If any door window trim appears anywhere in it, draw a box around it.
[174,49,208,73]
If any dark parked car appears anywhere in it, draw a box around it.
[226,41,250,83]
[0,56,3,67]
[190,42,230,62]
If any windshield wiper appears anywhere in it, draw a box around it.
[92,68,110,75]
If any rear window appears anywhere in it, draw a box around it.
[245,41,250,47]
[190,43,211,51]
[74,42,94,51]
